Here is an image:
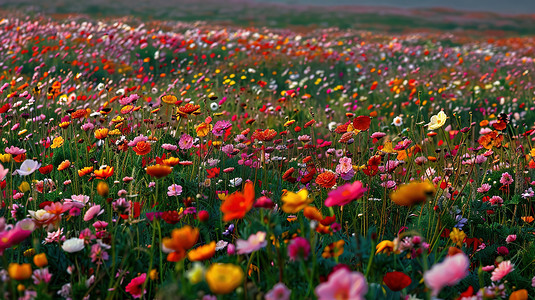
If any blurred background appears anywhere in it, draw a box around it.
[1,0,534,34]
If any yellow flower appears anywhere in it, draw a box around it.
[186,262,205,284]
[51,136,64,149]
[19,182,30,193]
[530,148,535,157]
[205,263,244,294]
[0,153,12,163]
[281,189,312,213]
[390,181,435,206]
[195,122,213,137]
[97,181,109,197]
[427,111,447,130]
[449,228,466,247]
[375,240,395,254]
[149,269,159,281]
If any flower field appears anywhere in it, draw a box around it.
[0,10,535,300]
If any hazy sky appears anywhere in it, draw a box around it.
[260,0,535,14]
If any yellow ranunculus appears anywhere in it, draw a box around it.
[427,111,447,130]
[0,153,11,163]
[281,189,312,213]
[51,136,64,149]
[449,228,466,247]
[205,263,244,294]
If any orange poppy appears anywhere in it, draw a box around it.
[220,181,254,222]
[94,128,109,140]
[303,206,323,221]
[13,153,26,163]
[162,226,199,262]
[162,157,180,166]
[187,241,216,261]
[315,171,337,188]
[146,164,172,178]
[133,141,151,156]
[94,166,114,179]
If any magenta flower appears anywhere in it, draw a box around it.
[179,134,194,149]
[125,273,147,299]
[236,231,267,254]
[212,120,232,136]
[265,282,291,300]
[287,237,310,261]
[499,172,513,185]
[424,253,469,296]
[0,218,35,254]
[491,260,514,282]
[315,268,367,300]
[324,181,367,207]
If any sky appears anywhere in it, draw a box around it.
[260,0,535,14]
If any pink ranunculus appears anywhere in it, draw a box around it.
[324,181,367,207]
[84,205,103,222]
[315,268,367,300]
[161,143,178,151]
[505,234,516,244]
[491,260,514,282]
[167,184,183,196]
[265,282,291,300]
[424,253,469,296]
[236,231,267,254]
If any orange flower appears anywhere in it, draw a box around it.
[162,226,199,262]
[162,157,180,167]
[177,103,201,117]
[94,128,109,140]
[315,171,337,188]
[78,166,94,177]
[133,141,151,156]
[8,263,32,281]
[521,216,534,223]
[13,153,26,163]
[161,94,178,104]
[187,241,216,261]
[220,181,254,222]
[322,240,344,258]
[303,206,323,221]
[71,109,89,119]
[94,166,114,179]
[59,121,71,129]
[57,160,71,171]
[195,122,212,137]
[146,164,172,178]
[251,129,277,142]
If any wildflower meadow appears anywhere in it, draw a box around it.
[0,3,535,300]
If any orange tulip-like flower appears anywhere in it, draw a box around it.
[133,141,151,156]
[220,181,254,222]
[78,166,94,177]
[390,181,435,206]
[57,160,70,171]
[94,128,109,140]
[146,164,172,178]
[94,166,114,179]
[187,241,216,261]
[509,289,528,300]
[33,253,48,268]
[162,226,199,262]
[162,157,180,167]
[315,171,337,188]
[8,263,32,280]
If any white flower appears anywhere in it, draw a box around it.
[392,116,403,127]
[16,159,41,176]
[62,238,85,253]
[230,177,243,187]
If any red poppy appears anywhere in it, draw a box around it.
[383,271,412,292]
[492,120,507,131]
[353,115,371,131]
[38,164,54,175]
[207,167,220,179]
[0,103,10,113]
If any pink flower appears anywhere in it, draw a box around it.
[161,144,177,151]
[324,181,367,207]
[5,146,26,155]
[167,184,183,196]
[477,184,491,193]
[179,134,194,149]
[84,205,103,222]
[499,172,513,185]
[0,163,8,181]
[315,268,367,300]
[482,265,495,272]
[236,231,267,254]
[489,196,503,206]
[93,221,108,230]
[90,243,109,265]
[335,157,353,174]
[125,273,147,299]
[491,260,514,282]
[424,253,469,296]
[505,234,516,244]
[287,237,310,261]
[265,282,291,300]
[32,268,52,284]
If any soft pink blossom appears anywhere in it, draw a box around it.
[424,253,469,296]
[84,205,103,221]
[265,282,291,300]
[491,260,514,282]
[236,231,267,254]
[505,234,516,244]
[315,268,367,300]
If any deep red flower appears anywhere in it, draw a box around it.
[38,164,54,175]
[383,271,412,292]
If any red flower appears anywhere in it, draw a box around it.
[207,167,220,179]
[38,164,54,175]
[383,271,412,291]
[353,115,371,131]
